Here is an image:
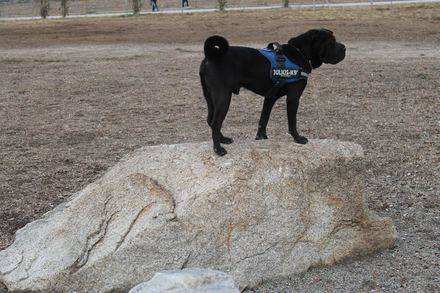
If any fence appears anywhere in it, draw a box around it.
[0,0,420,18]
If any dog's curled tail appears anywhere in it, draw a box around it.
[204,35,229,60]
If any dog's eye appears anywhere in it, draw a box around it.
[214,45,220,49]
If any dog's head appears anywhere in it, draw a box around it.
[289,29,346,69]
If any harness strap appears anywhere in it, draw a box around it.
[266,42,286,90]
[260,43,309,99]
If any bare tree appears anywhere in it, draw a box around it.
[40,0,49,18]
[218,0,227,11]
[61,0,68,18]
[132,0,142,14]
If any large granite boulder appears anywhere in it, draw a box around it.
[0,139,396,292]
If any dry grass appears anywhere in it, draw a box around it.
[0,0,406,17]
[0,3,439,49]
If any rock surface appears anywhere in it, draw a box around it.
[129,268,239,293]
[0,139,396,292]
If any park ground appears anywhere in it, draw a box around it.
[0,4,439,292]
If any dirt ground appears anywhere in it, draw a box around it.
[0,4,439,292]
[0,0,408,18]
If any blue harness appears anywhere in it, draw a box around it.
[258,47,309,85]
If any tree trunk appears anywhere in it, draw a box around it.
[218,0,227,11]
[61,0,68,18]
[132,0,141,14]
[40,0,49,18]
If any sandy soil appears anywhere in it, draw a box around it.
[0,0,410,17]
[0,4,439,292]
[1,4,440,49]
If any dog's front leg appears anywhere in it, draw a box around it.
[256,97,277,140]
[286,85,308,144]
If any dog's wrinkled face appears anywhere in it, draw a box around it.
[287,29,346,69]
[312,29,346,65]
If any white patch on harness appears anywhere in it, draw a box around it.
[272,69,299,78]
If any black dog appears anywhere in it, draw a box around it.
[199,29,346,156]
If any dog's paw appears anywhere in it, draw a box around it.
[255,133,268,140]
[294,136,308,144]
[214,146,227,156]
[220,136,234,144]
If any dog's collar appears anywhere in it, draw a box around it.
[290,45,312,74]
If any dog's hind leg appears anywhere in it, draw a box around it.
[256,97,277,140]
[206,97,233,147]
[210,91,232,156]
[202,84,232,145]
[205,92,214,127]
[200,72,214,127]
[219,134,233,145]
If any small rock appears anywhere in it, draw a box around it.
[129,268,239,293]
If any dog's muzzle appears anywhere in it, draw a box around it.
[325,43,346,64]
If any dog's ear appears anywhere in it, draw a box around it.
[287,29,328,69]
[309,30,325,69]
